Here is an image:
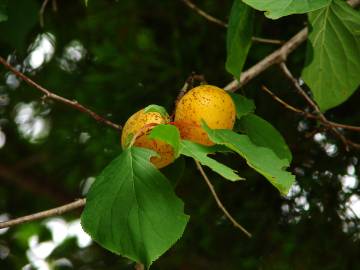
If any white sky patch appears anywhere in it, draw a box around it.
[6,73,20,89]
[45,218,68,245]
[81,177,96,196]
[340,164,358,192]
[14,102,51,143]
[287,183,309,211]
[0,129,6,148]
[314,132,326,143]
[0,213,10,235]
[25,218,92,269]
[287,183,301,197]
[297,120,308,132]
[313,132,338,157]
[59,40,86,72]
[26,33,56,70]
[341,175,358,192]
[347,165,355,175]
[324,143,338,157]
[79,132,91,144]
[345,195,360,219]
[68,219,92,248]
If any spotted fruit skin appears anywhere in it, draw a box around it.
[121,109,174,169]
[174,85,236,146]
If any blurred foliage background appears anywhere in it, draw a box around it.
[1,0,360,269]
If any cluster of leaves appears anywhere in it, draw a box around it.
[81,93,294,268]
[226,0,360,111]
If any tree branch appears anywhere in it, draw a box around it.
[261,85,360,150]
[194,160,252,238]
[0,199,86,229]
[0,56,122,131]
[278,62,359,151]
[224,28,308,91]
[224,0,360,92]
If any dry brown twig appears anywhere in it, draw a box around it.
[278,62,360,150]
[194,160,252,238]
[261,85,360,150]
[181,0,285,45]
[0,56,122,131]
[0,199,86,229]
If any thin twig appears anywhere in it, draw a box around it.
[278,62,355,151]
[39,0,50,27]
[181,0,227,27]
[326,121,360,132]
[261,85,360,133]
[252,37,285,45]
[194,160,252,238]
[224,0,360,92]
[0,56,122,131]
[224,28,308,92]
[0,199,86,229]
[278,63,319,114]
[173,73,206,116]
[261,86,316,119]
[181,0,284,45]
[261,85,360,149]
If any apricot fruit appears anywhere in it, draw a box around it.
[174,85,236,146]
[121,109,174,169]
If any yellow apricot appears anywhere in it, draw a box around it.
[121,109,174,169]
[174,85,236,146]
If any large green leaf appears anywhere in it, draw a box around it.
[230,93,255,119]
[243,0,330,19]
[180,140,243,181]
[226,0,254,81]
[202,123,294,195]
[239,114,292,162]
[149,124,181,158]
[81,147,189,268]
[302,0,360,111]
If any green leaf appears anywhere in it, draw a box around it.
[84,0,88,7]
[302,0,360,111]
[81,147,189,268]
[148,124,181,158]
[180,140,243,181]
[226,0,254,81]
[242,0,331,19]
[202,123,295,195]
[0,2,7,22]
[143,104,169,118]
[239,114,292,162]
[230,93,255,119]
